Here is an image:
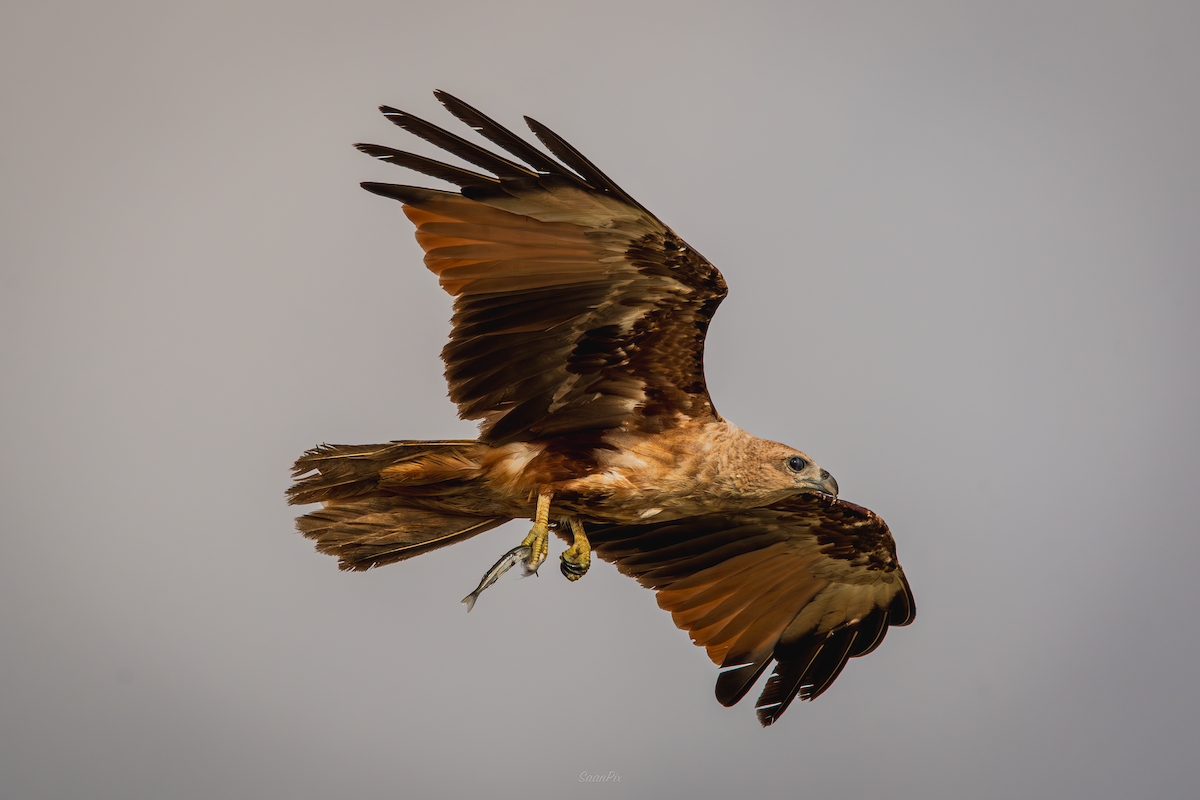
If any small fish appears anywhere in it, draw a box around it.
[461,544,534,612]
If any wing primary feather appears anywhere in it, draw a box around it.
[354,144,499,189]
[715,656,774,707]
[523,115,662,224]
[889,572,917,626]
[754,629,860,726]
[360,182,461,205]
[378,105,538,180]
[845,609,890,658]
[433,90,587,183]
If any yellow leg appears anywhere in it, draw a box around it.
[519,491,553,573]
[560,517,591,581]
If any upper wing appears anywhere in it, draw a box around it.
[358,91,727,444]
[585,494,914,726]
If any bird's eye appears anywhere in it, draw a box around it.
[786,456,807,472]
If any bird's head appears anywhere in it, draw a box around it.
[779,450,839,499]
[714,434,839,506]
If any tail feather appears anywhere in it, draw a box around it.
[296,497,510,571]
[288,439,510,571]
[288,440,478,505]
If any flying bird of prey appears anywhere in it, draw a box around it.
[288,91,914,726]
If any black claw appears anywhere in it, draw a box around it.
[560,556,587,578]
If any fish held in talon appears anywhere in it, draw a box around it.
[461,544,534,613]
[287,91,915,725]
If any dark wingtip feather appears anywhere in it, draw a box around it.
[433,90,570,178]
[360,181,458,204]
[753,629,859,726]
[714,658,773,707]
[523,115,661,225]
[355,143,498,189]
[374,103,537,180]
[891,572,917,626]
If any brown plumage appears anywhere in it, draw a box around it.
[288,91,914,725]
[587,495,913,726]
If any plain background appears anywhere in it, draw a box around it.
[3,1,1198,798]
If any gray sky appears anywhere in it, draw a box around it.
[3,1,1198,798]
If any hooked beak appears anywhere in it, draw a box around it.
[800,469,839,499]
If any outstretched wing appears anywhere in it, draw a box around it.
[585,495,914,726]
[358,91,727,444]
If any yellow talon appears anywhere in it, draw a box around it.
[560,517,591,581]
[519,491,553,573]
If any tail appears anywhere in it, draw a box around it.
[287,440,511,571]
[462,589,481,613]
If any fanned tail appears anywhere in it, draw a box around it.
[288,440,482,505]
[295,498,509,571]
[288,440,511,571]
